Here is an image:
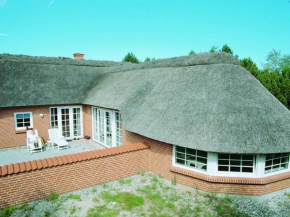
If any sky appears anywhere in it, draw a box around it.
[0,0,289,67]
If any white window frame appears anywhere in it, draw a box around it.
[216,153,256,177]
[92,106,122,148]
[49,106,83,139]
[263,153,290,176]
[172,145,208,175]
[172,146,290,178]
[14,112,33,130]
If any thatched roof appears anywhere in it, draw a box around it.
[0,54,129,107]
[1,52,290,154]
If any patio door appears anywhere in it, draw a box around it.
[93,107,117,147]
[50,106,83,139]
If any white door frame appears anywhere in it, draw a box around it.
[49,106,83,139]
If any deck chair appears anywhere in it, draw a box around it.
[26,130,43,153]
[48,129,69,151]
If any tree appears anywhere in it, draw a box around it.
[240,58,260,78]
[209,46,218,53]
[123,52,139,63]
[262,49,290,74]
[221,44,233,54]
[189,50,196,55]
[144,57,156,62]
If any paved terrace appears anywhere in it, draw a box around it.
[0,139,104,166]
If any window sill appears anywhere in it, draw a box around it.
[15,129,27,134]
[170,166,290,185]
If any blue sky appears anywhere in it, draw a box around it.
[0,0,289,67]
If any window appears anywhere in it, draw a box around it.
[14,112,33,130]
[218,154,254,173]
[92,107,123,147]
[265,153,289,174]
[175,146,207,171]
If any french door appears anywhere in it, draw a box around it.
[92,107,122,147]
[50,106,83,139]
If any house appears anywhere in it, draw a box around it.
[1,52,290,199]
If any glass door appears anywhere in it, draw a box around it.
[61,108,70,138]
[50,106,83,139]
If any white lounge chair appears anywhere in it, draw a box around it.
[26,130,43,153]
[48,129,69,151]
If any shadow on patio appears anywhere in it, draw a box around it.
[0,139,104,166]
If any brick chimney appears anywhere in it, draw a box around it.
[73,53,84,60]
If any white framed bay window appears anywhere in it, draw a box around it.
[172,145,290,178]
[14,112,33,130]
[92,107,122,147]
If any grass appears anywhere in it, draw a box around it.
[0,174,250,217]
[64,194,82,201]
[119,178,133,186]
[48,189,58,203]
[101,191,144,210]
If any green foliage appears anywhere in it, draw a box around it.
[101,192,144,210]
[209,46,218,53]
[48,189,58,203]
[171,175,177,186]
[87,205,119,217]
[123,52,139,63]
[140,171,145,176]
[240,57,260,78]
[189,50,196,55]
[65,194,82,201]
[144,57,155,62]
[221,44,233,54]
[119,178,132,185]
[69,206,77,215]
[0,206,16,217]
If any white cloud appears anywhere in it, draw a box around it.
[0,0,7,7]
[0,33,8,37]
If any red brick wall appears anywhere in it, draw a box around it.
[0,106,50,149]
[0,145,149,209]
[123,130,290,196]
[0,104,89,149]
[83,105,92,138]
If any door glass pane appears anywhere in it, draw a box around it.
[106,112,112,147]
[99,110,105,143]
[61,108,70,137]
[73,108,81,136]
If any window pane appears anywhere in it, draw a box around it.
[242,167,253,173]
[242,161,253,166]
[176,159,185,165]
[16,114,23,119]
[197,150,207,158]
[176,153,185,159]
[230,167,240,172]
[231,154,241,160]
[197,157,207,164]
[218,160,229,165]
[219,154,229,159]
[242,155,253,161]
[187,148,196,155]
[176,146,185,153]
[186,155,196,161]
[230,160,240,166]
[218,166,228,171]
[24,114,30,118]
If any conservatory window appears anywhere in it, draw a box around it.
[264,153,289,174]
[14,112,33,130]
[175,146,207,171]
[218,154,254,173]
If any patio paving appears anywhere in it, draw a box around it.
[0,139,104,166]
